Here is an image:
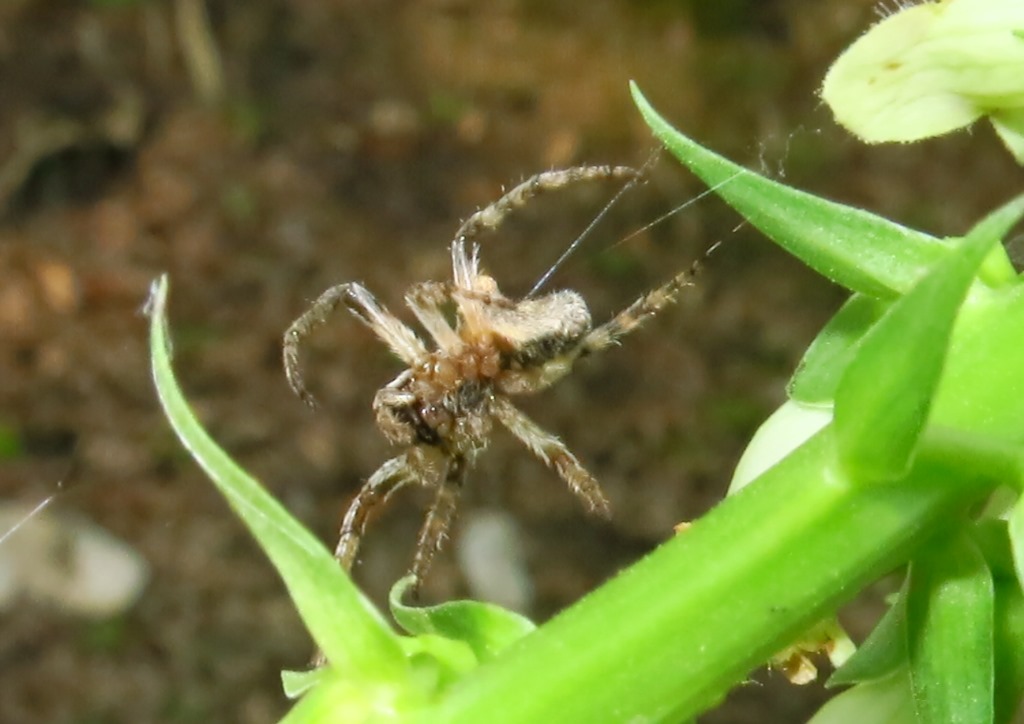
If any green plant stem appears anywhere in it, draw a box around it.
[425,429,996,723]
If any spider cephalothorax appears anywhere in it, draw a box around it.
[283,165,706,587]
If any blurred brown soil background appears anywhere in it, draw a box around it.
[0,1,1019,722]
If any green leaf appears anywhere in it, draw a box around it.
[788,294,888,405]
[828,579,908,688]
[146,275,405,679]
[906,532,995,724]
[970,519,1017,582]
[1000,499,1024,722]
[789,193,1024,409]
[929,282,1024,444]
[971,193,1024,286]
[389,575,535,663]
[833,227,996,482]
[993,579,1024,724]
[630,82,949,298]
[282,668,331,700]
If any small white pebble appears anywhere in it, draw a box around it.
[456,509,533,613]
[0,500,149,617]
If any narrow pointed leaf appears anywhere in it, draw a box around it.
[631,82,948,298]
[789,294,889,405]
[971,519,1017,582]
[834,229,996,481]
[971,192,1024,286]
[828,579,908,688]
[282,668,331,700]
[906,533,995,724]
[146,275,405,678]
[993,580,1024,724]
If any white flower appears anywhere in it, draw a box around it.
[822,0,1024,162]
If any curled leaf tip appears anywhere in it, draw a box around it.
[142,274,169,318]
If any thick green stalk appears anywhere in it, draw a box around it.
[425,430,994,723]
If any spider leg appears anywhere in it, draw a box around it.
[451,238,480,289]
[308,453,418,668]
[283,282,427,406]
[405,281,462,352]
[405,262,517,353]
[490,395,610,517]
[581,245,717,355]
[454,165,639,245]
[335,453,416,570]
[409,454,468,591]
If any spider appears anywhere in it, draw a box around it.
[283,164,708,590]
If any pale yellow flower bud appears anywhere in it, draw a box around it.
[822,0,1024,162]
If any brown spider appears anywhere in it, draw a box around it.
[283,165,707,589]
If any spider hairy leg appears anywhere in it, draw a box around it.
[454,165,640,245]
[283,282,427,407]
[491,396,611,517]
[409,455,468,590]
[335,453,415,570]
[404,281,462,352]
[581,242,719,354]
[313,451,418,668]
